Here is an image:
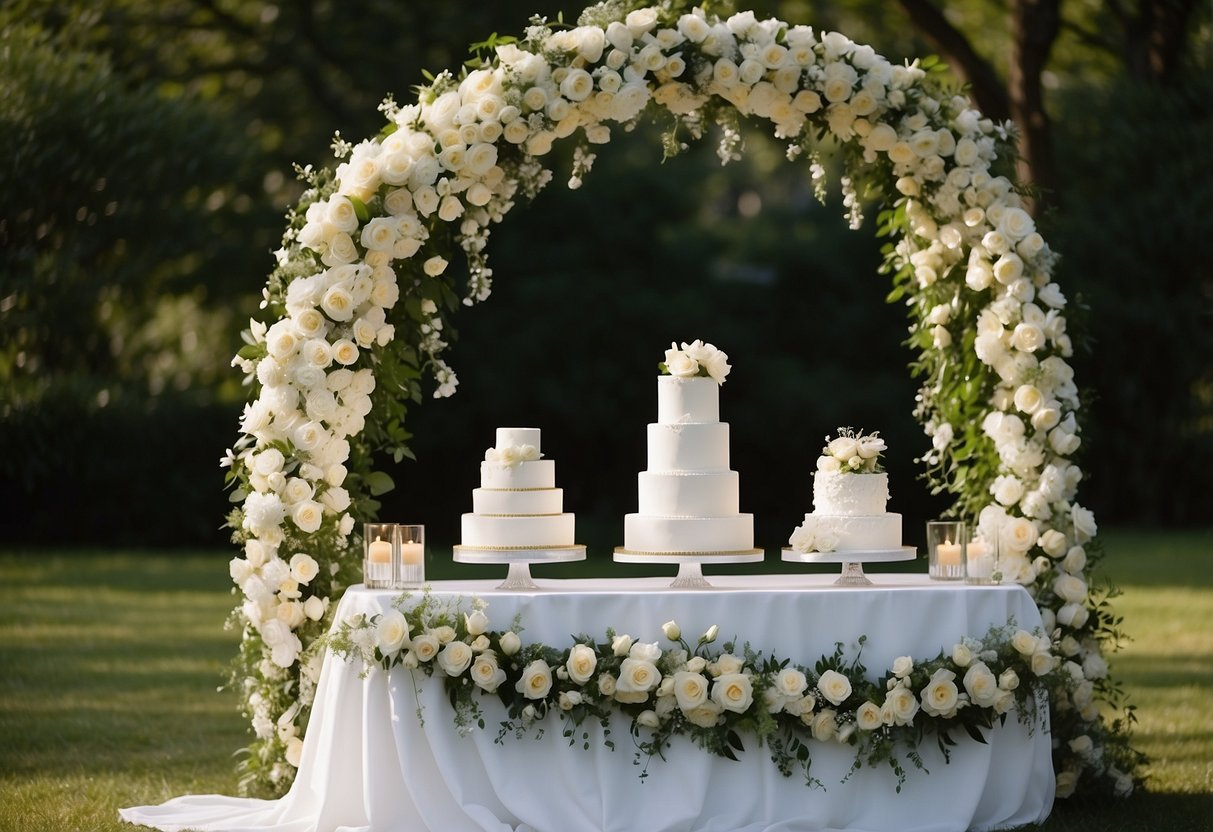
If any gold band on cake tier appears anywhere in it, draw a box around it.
[455,544,585,552]
[476,513,564,518]
[613,547,765,557]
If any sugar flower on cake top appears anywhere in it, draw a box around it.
[485,443,541,467]
[817,427,886,474]
[659,339,732,385]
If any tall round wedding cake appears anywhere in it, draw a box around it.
[787,429,902,553]
[459,427,576,549]
[620,341,756,555]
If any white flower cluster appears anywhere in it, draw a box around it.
[816,427,886,473]
[231,3,1120,794]
[484,442,542,467]
[661,339,732,384]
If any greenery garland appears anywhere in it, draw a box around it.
[328,592,1059,793]
[221,0,1142,797]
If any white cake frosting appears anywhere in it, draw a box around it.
[788,429,902,554]
[623,370,754,554]
[460,427,575,549]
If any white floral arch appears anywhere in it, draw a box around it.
[224,0,1139,798]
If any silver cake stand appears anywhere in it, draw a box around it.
[781,546,916,587]
[613,548,765,589]
[453,545,587,590]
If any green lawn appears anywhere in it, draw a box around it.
[1,529,1210,831]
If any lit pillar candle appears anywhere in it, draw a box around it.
[368,536,392,564]
[401,539,423,565]
[936,540,963,566]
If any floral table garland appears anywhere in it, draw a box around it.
[329,592,1062,792]
[222,0,1141,797]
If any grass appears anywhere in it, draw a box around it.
[0,528,1210,832]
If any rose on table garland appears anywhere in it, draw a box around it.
[329,594,1062,792]
[221,0,1141,796]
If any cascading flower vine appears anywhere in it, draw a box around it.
[221,0,1140,797]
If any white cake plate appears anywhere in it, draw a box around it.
[453,545,587,590]
[781,546,916,587]
[614,548,765,589]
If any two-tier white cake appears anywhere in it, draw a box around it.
[787,429,902,553]
[620,341,756,555]
[459,427,576,549]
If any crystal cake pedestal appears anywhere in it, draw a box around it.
[613,548,765,589]
[781,546,917,587]
[453,545,586,590]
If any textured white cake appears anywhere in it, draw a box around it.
[788,429,902,553]
[460,428,576,549]
[622,342,754,554]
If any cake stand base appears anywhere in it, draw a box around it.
[781,546,916,587]
[613,548,765,589]
[453,545,587,590]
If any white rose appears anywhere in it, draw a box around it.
[1071,505,1098,543]
[963,662,999,707]
[952,643,974,668]
[700,625,720,645]
[886,685,919,726]
[1031,651,1057,676]
[611,634,633,657]
[855,701,883,731]
[1037,529,1067,558]
[464,610,488,637]
[616,657,661,696]
[711,672,754,713]
[1011,630,1039,656]
[636,709,660,729]
[664,350,699,378]
[471,654,506,692]
[285,736,305,768]
[376,610,410,655]
[1053,573,1088,604]
[438,641,473,676]
[516,659,553,700]
[303,595,325,621]
[1063,545,1087,574]
[565,644,597,685]
[411,632,440,663]
[710,653,744,677]
[991,475,1025,507]
[489,636,516,663]
[892,656,914,679]
[673,671,710,711]
[684,701,723,729]
[289,553,319,584]
[661,620,681,641]
[1002,516,1038,554]
[423,256,448,278]
[811,709,838,741]
[291,500,323,533]
[775,667,808,698]
[920,668,960,717]
[817,669,853,706]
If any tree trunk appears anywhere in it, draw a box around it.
[1009,0,1062,210]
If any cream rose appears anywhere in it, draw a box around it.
[673,671,709,711]
[611,634,633,657]
[437,641,473,676]
[471,654,506,693]
[464,610,489,637]
[885,685,920,726]
[892,656,914,679]
[565,643,597,685]
[710,672,753,713]
[855,701,883,731]
[774,667,808,698]
[661,620,681,641]
[616,657,661,697]
[498,631,521,656]
[516,659,553,700]
[810,709,837,741]
[411,632,440,663]
[963,662,999,707]
[289,553,319,584]
[920,668,960,717]
[817,669,853,706]
[376,610,410,655]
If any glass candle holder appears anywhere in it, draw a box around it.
[927,521,967,581]
[363,522,397,589]
[395,524,425,588]
[965,530,998,585]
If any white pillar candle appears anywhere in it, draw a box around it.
[401,540,424,565]
[368,536,392,564]
[936,540,962,566]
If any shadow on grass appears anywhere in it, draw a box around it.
[1043,790,1213,831]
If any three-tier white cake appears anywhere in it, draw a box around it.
[459,427,576,549]
[620,342,756,555]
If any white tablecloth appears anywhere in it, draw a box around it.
[122,573,1054,832]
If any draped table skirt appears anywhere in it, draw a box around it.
[122,574,1054,832]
